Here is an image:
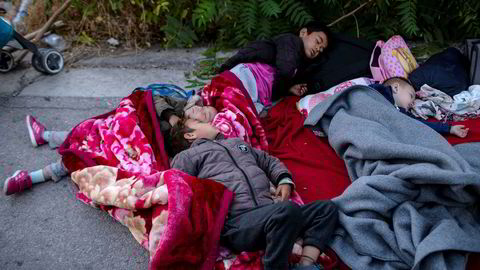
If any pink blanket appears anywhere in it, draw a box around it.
[59,91,169,174]
[71,166,232,270]
[60,91,233,269]
[202,71,269,151]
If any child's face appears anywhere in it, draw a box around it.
[184,119,219,141]
[299,29,328,59]
[392,83,415,109]
[184,105,217,123]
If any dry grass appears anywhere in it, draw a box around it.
[12,0,162,49]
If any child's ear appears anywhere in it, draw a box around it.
[184,131,197,141]
[391,83,399,93]
[299,28,308,38]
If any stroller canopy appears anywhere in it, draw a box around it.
[0,17,13,48]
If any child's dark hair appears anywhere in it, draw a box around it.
[383,76,414,89]
[301,21,332,45]
[169,119,195,156]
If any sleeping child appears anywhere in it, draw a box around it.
[3,95,216,196]
[370,77,469,138]
[218,21,331,101]
[169,118,338,270]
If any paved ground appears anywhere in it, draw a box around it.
[0,47,221,270]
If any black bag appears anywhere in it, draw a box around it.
[408,47,470,96]
[301,33,375,93]
[467,40,480,85]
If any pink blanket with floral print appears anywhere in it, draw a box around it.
[202,71,269,151]
[71,166,233,270]
[59,90,169,174]
[60,90,233,269]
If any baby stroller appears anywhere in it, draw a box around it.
[0,17,64,74]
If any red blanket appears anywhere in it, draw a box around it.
[59,90,233,270]
[59,90,169,174]
[262,97,351,203]
[202,71,269,151]
[262,96,480,270]
[71,166,232,270]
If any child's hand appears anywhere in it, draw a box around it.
[289,84,308,96]
[450,125,469,138]
[275,184,292,202]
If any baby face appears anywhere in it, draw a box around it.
[393,83,415,110]
[184,105,217,123]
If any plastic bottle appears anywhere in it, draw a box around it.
[12,0,31,34]
[42,34,66,51]
[0,1,13,13]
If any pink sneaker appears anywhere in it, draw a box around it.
[26,115,47,147]
[3,170,33,196]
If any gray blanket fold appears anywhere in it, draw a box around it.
[304,85,480,270]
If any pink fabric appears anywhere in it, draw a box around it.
[369,35,418,83]
[62,99,158,175]
[71,166,233,270]
[245,62,275,107]
[59,91,170,175]
[297,77,375,119]
[203,71,269,151]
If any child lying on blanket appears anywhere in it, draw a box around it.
[2,100,214,196]
[154,93,217,154]
[169,118,338,270]
[218,21,330,101]
[370,77,469,138]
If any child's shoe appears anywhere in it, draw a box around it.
[3,170,33,195]
[26,115,47,147]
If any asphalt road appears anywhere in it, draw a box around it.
[0,47,218,270]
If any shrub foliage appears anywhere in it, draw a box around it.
[30,0,480,47]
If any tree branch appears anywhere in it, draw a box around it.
[15,0,71,64]
[32,0,72,42]
[328,0,372,27]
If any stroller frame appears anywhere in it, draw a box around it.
[1,17,64,74]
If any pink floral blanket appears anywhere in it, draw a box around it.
[60,91,233,269]
[59,91,169,174]
[71,166,232,270]
[202,71,269,151]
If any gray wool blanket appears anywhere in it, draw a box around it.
[304,85,480,270]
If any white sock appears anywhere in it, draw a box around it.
[43,131,52,141]
[29,170,45,184]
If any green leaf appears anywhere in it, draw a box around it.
[260,0,282,18]
[192,0,217,28]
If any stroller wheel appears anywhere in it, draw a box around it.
[38,48,64,75]
[31,53,46,73]
[0,50,15,73]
